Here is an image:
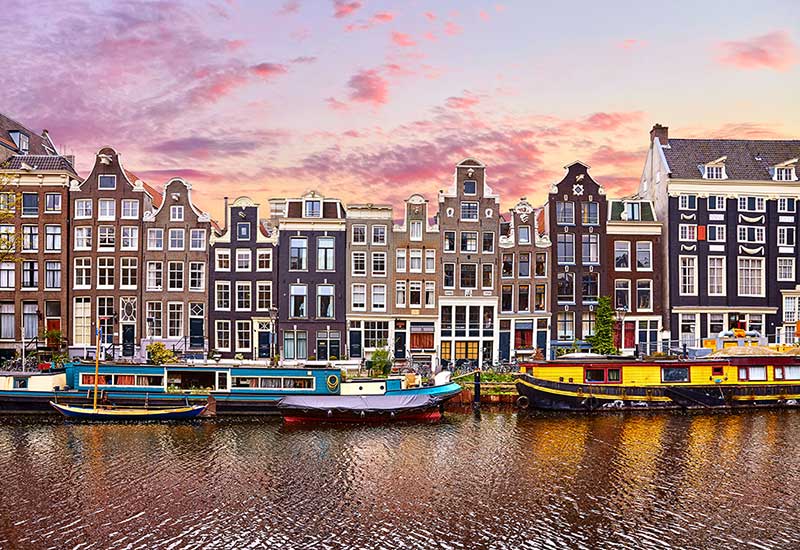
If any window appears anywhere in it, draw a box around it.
[481,264,493,289]
[236,320,251,352]
[148,228,164,250]
[778,257,795,281]
[371,284,386,311]
[146,302,163,338]
[236,281,251,311]
[582,273,599,302]
[21,193,39,216]
[237,222,251,240]
[678,194,697,210]
[460,202,478,220]
[45,261,61,289]
[709,313,725,335]
[97,258,114,289]
[396,281,407,308]
[679,224,697,242]
[170,205,184,221]
[581,234,599,264]
[304,200,321,218]
[460,231,478,252]
[444,264,455,288]
[216,321,231,350]
[43,225,61,252]
[119,226,137,251]
[482,232,494,253]
[615,241,631,269]
[21,262,38,290]
[410,221,423,241]
[256,281,272,311]
[256,249,272,271]
[236,249,251,272]
[779,226,796,246]
[372,225,386,245]
[425,281,436,307]
[97,226,115,250]
[614,280,630,310]
[22,226,38,252]
[410,249,422,272]
[535,253,547,277]
[215,249,231,271]
[637,280,652,311]
[168,228,185,250]
[624,202,641,221]
[444,231,456,252]
[189,262,204,290]
[582,312,595,338]
[372,252,386,276]
[74,258,91,289]
[121,199,139,219]
[45,193,62,213]
[317,237,335,271]
[779,198,797,213]
[98,199,115,220]
[190,229,206,250]
[581,202,599,225]
[662,367,690,383]
[556,202,574,225]
[518,226,531,244]
[518,285,530,312]
[0,263,14,289]
[351,224,366,244]
[707,195,725,211]
[425,249,435,273]
[352,251,367,276]
[519,253,530,277]
[463,179,477,195]
[290,238,307,270]
[318,285,334,318]
[0,225,14,252]
[168,303,184,338]
[168,262,184,291]
[675,256,697,296]
[120,258,137,289]
[776,168,796,182]
[708,256,726,295]
[351,284,366,311]
[283,330,308,360]
[557,272,574,303]
[364,321,390,348]
[557,234,575,264]
[737,226,765,243]
[707,225,726,242]
[0,303,13,339]
[704,165,724,179]
[73,298,90,345]
[215,281,231,310]
[557,312,574,341]
[290,285,307,317]
[738,196,765,212]
[146,261,162,291]
[98,175,116,190]
[738,366,767,382]
[460,264,477,289]
[75,199,92,218]
[738,257,764,297]
[534,283,546,312]
[636,242,652,270]
[501,285,513,312]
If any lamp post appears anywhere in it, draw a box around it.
[615,307,628,352]
[268,306,279,365]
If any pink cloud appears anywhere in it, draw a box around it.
[619,39,647,50]
[333,0,362,18]
[717,31,797,71]
[576,111,645,131]
[588,145,646,168]
[445,92,480,111]
[251,63,289,78]
[495,4,506,11]
[291,56,317,64]
[479,10,490,21]
[344,11,395,32]
[347,69,389,104]
[392,32,417,47]
[373,12,395,23]
[276,0,300,15]
[424,11,436,21]
[424,32,437,42]
[326,97,349,111]
[444,22,463,36]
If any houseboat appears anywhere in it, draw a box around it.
[515,351,800,411]
[0,361,462,418]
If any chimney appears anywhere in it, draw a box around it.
[223,196,229,231]
[650,124,668,145]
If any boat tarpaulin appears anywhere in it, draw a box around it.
[277,394,440,413]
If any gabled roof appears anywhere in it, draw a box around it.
[3,154,78,177]
[663,139,800,181]
[0,113,56,156]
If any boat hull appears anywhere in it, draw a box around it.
[49,401,207,421]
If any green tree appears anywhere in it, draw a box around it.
[0,167,22,264]
[587,296,617,355]
[146,342,177,365]
[370,346,392,376]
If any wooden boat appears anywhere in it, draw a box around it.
[49,401,207,421]
[515,354,800,412]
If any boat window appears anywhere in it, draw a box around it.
[738,367,747,381]
[607,369,621,382]
[283,377,314,389]
[585,369,606,383]
[749,366,767,381]
[82,374,112,385]
[775,367,784,380]
[116,375,136,386]
[259,377,282,388]
[232,377,259,388]
[661,367,690,383]
[13,377,27,389]
[784,366,800,380]
[136,375,163,386]
[712,366,724,377]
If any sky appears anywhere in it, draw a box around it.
[3,0,799,221]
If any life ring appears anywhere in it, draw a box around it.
[516,395,530,409]
[326,374,340,392]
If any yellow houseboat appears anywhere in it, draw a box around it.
[515,352,800,411]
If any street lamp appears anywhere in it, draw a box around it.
[268,306,279,365]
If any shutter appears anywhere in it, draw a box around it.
[697,225,706,241]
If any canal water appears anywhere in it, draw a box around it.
[2,411,800,549]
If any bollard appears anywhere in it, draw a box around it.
[682,343,688,359]
[473,370,481,410]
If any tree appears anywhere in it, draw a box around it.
[370,346,392,376]
[587,296,617,355]
[0,166,21,264]
[146,342,177,365]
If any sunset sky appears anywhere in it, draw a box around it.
[3,0,799,220]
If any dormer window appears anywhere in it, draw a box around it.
[98,175,116,190]
[463,180,477,195]
[170,205,184,221]
[304,200,321,218]
[624,202,641,221]
[19,133,29,154]
[775,166,797,182]
[705,165,724,179]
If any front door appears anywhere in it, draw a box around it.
[189,318,204,349]
[122,324,135,357]
[349,330,362,358]
[46,319,61,348]
[258,331,271,358]
[394,331,406,359]
[499,331,510,361]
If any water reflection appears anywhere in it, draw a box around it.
[2,412,800,549]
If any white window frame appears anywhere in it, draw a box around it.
[708,256,726,296]
[679,255,697,296]
[737,257,765,298]
[778,257,795,282]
